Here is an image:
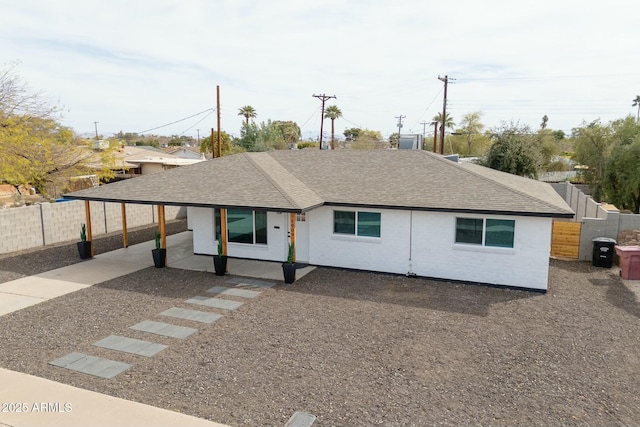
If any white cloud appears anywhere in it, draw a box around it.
[2,0,639,140]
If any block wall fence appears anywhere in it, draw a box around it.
[551,182,640,261]
[0,201,186,255]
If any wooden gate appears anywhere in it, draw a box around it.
[551,221,581,259]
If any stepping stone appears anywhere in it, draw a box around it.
[207,286,261,299]
[160,307,222,324]
[49,352,131,379]
[285,411,317,427]
[226,278,276,288]
[185,296,243,310]
[130,320,197,339]
[93,335,167,357]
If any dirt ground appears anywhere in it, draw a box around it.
[0,227,639,426]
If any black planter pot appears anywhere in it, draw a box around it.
[282,262,296,284]
[213,255,227,276]
[152,248,166,268]
[77,241,92,259]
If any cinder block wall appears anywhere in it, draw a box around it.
[0,205,44,253]
[0,201,186,255]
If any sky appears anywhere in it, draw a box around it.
[2,0,639,142]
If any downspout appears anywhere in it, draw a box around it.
[407,210,415,277]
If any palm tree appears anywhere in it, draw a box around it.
[432,112,455,130]
[238,105,257,125]
[324,105,342,150]
[633,95,640,124]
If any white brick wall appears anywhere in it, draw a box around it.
[0,201,185,254]
[307,206,552,290]
[191,207,288,261]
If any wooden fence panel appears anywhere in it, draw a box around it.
[551,221,581,259]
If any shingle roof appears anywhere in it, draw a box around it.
[64,150,574,218]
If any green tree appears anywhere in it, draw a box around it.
[602,139,640,212]
[200,130,233,156]
[271,120,301,148]
[344,127,361,142]
[432,112,455,130]
[572,120,612,200]
[541,115,549,129]
[457,112,486,156]
[324,105,342,149]
[633,95,640,123]
[389,132,400,147]
[0,65,115,196]
[351,129,386,149]
[238,105,257,125]
[480,122,540,179]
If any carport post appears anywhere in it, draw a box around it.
[220,208,228,256]
[84,200,94,257]
[289,213,296,262]
[121,203,129,248]
[158,205,166,249]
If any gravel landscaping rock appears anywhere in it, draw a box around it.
[0,236,639,426]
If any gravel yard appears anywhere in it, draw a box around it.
[0,226,639,426]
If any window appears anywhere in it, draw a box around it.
[455,217,515,248]
[334,210,381,238]
[226,209,267,244]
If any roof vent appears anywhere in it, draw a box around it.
[443,154,459,163]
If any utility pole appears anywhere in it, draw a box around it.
[395,115,405,148]
[438,75,449,154]
[420,121,429,137]
[432,121,438,152]
[196,129,200,146]
[211,128,215,158]
[93,121,99,140]
[216,85,222,158]
[312,93,336,149]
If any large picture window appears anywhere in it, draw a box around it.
[334,210,381,238]
[226,209,267,244]
[455,217,515,248]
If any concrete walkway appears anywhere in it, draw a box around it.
[0,231,315,427]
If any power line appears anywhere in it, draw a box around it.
[138,108,215,134]
[178,109,216,136]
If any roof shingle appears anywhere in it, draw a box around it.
[65,150,574,218]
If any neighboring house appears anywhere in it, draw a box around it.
[163,146,208,160]
[112,146,205,177]
[65,150,573,291]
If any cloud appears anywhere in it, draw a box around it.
[1,0,639,139]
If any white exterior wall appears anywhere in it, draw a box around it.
[409,212,552,290]
[190,208,289,261]
[307,206,552,290]
[188,205,553,290]
[308,207,411,274]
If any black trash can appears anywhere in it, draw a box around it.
[592,237,616,268]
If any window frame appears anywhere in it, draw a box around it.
[454,217,515,249]
[222,209,268,245]
[333,210,381,238]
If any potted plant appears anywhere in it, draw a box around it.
[77,223,92,259]
[151,230,166,268]
[282,242,296,284]
[213,238,227,276]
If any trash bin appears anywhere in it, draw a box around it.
[592,237,616,268]
[614,245,640,279]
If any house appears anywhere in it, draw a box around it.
[64,150,574,291]
[163,146,209,160]
[112,146,205,177]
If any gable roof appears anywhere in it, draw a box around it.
[64,150,574,218]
